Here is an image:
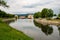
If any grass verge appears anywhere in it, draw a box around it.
[0,19,33,40]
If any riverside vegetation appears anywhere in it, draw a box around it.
[33,8,60,25]
[0,0,60,40]
[34,8,60,19]
[0,18,33,40]
[0,0,33,40]
[0,7,33,40]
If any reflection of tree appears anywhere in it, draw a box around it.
[33,20,53,35]
[57,26,60,36]
[58,27,60,36]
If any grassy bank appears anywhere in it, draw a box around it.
[0,19,33,40]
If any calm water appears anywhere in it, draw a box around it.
[9,19,60,40]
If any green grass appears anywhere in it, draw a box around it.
[0,20,33,40]
[48,19,60,22]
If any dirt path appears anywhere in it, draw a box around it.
[35,19,60,25]
[2,18,16,22]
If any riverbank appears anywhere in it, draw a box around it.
[0,18,33,40]
[2,18,16,21]
[35,19,60,25]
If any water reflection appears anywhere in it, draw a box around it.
[57,26,60,36]
[33,20,53,35]
[58,27,60,36]
[10,19,60,40]
[5,20,15,24]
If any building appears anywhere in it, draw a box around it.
[19,16,26,19]
[28,14,33,19]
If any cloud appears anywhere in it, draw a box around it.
[23,1,53,8]
[0,0,60,14]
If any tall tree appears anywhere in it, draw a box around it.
[33,8,54,18]
[0,0,14,18]
[41,8,48,18]
[47,9,54,18]
[41,8,53,18]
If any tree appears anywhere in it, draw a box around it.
[0,0,14,18]
[40,8,48,18]
[41,8,53,18]
[0,10,14,18]
[0,0,8,7]
[33,12,41,18]
[58,14,60,17]
[33,8,54,18]
[47,9,54,18]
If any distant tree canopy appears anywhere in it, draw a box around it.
[34,8,54,18]
[0,0,14,18]
[0,10,15,18]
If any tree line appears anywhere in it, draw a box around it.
[34,8,60,19]
[0,0,14,18]
[0,10,15,18]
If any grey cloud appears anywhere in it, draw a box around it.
[23,1,53,8]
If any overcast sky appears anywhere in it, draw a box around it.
[0,0,60,14]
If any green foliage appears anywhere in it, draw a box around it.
[41,8,53,18]
[48,9,54,17]
[0,0,8,7]
[46,18,51,20]
[41,8,48,18]
[0,20,33,40]
[33,20,53,35]
[34,8,54,18]
[58,14,60,17]
[0,10,15,18]
[56,13,60,19]
[33,12,41,18]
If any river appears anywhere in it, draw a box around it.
[9,19,60,40]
